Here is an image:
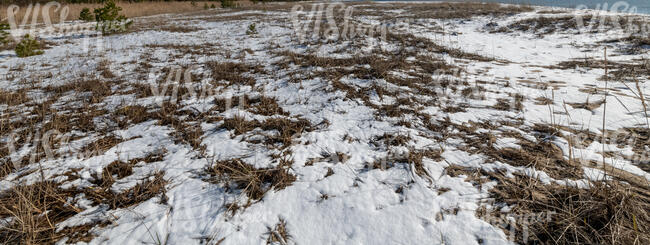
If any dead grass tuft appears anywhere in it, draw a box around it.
[387,32,494,61]
[265,218,291,245]
[205,158,296,201]
[86,171,168,209]
[159,25,202,33]
[213,95,287,116]
[113,105,151,128]
[261,118,313,147]
[534,96,553,105]
[0,89,29,106]
[220,116,313,148]
[78,134,123,159]
[208,61,262,87]
[0,181,80,244]
[568,98,605,112]
[100,151,165,184]
[221,116,260,135]
[487,172,650,244]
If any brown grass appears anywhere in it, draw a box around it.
[534,96,553,105]
[0,1,215,24]
[220,116,313,148]
[265,218,291,245]
[260,118,313,147]
[78,134,123,159]
[568,98,605,111]
[213,95,287,116]
[445,165,650,244]
[0,181,84,244]
[100,153,165,183]
[205,158,295,202]
[408,2,532,20]
[158,24,202,33]
[154,103,205,151]
[85,171,168,209]
[113,104,151,128]
[208,61,262,87]
[387,32,494,62]
[352,2,531,20]
[44,78,112,104]
[490,172,649,244]
[0,89,29,106]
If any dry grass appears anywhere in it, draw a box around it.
[374,133,411,147]
[446,165,650,244]
[387,32,495,62]
[205,158,296,202]
[274,50,462,116]
[568,98,606,112]
[113,104,151,128]
[438,120,582,180]
[0,181,79,244]
[490,173,649,244]
[499,15,650,40]
[100,152,165,183]
[0,89,29,106]
[367,149,441,179]
[497,15,582,35]
[78,134,123,158]
[0,1,215,24]
[407,2,532,20]
[260,118,313,146]
[265,218,291,245]
[213,95,287,116]
[154,103,205,151]
[554,58,649,81]
[620,128,650,166]
[86,171,168,209]
[44,78,112,104]
[221,115,259,135]
[220,116,313,148]
[534,96,553,105]
[209,61,263,87]
[158,24,202,33]
[354,2,531,20]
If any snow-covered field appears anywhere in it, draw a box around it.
[1,1,649,244]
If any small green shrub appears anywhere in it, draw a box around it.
[210,4,216,9]
[15,35,43,57]
[79,8,93,22]
[220,0,235,8]
[94,0,132,35]
[0,23,9,46]
[246,23,257,35]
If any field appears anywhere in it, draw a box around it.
[0,1,223,23]
[1,1,649,244]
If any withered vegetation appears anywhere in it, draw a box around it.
[204,158,296,202]
[0,171,168,244]
[265,218,291,245]
[459,168,650,245]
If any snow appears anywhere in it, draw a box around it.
[1,2,649,245]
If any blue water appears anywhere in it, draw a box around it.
[375,0,650,14]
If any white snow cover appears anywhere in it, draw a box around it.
[0,2,649,245]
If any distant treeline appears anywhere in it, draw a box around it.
[0,0,308,4]
[1,0,215,4]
